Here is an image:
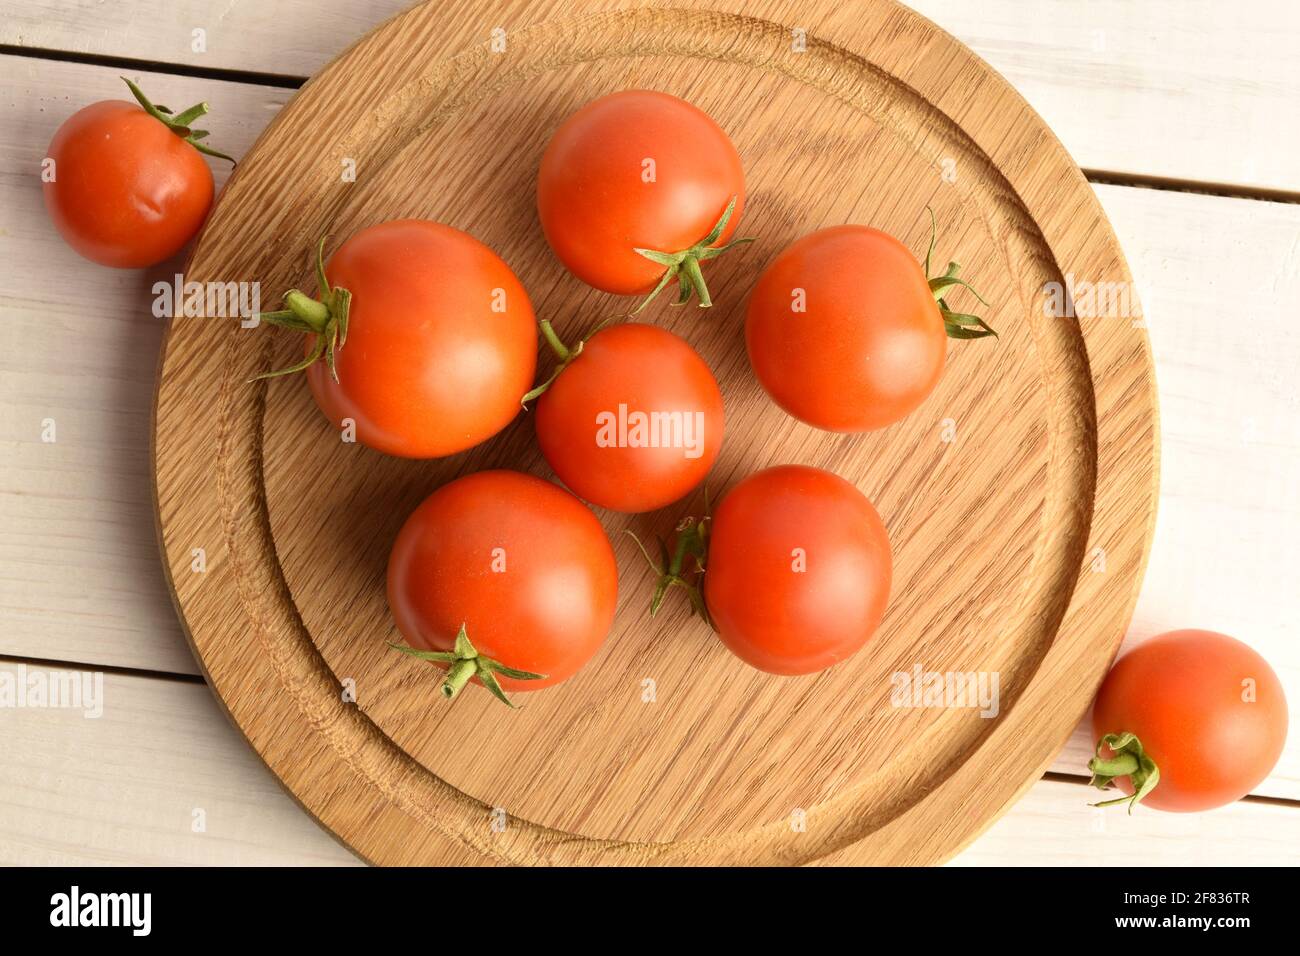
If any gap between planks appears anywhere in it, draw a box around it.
[0,653,206,685]
[0,42,303,89]
[1,43,1297,207]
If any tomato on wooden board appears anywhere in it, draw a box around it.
[1088,629,1288,813]
[537,89,750,311]
[529,321,724,513]
[258,219,537,459]
[745,219,995,432]
[635,465,892,675]
[43,78,235,269]
[387,470,619,706]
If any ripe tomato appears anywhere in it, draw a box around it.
[681,465,891,675]
[537,90,748,309]
[261,220,537,458]
[43,78,234,269]
[1089,629,1288,812]
[387,470,619,705]
[532,322,724,513]
[746,223,994,432]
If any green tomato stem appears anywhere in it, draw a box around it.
[923,206,997,339]
[284,290,331,333]
[521,320,584,407]
[249,236,352,384]
[680,256,711,308]
[625,516,715,628]
[629,195,754,315]
[1086,752,1139,778]
[390,624,545,709]
[538,318,571,362]
[440,659,478,700]
[1087,731,1162,814]
[120,76,236,165]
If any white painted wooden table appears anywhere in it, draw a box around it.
[1,0,1298,866]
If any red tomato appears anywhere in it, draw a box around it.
[266,220,536,458]
[533,322,724,513]
[746,224,993,432]
[701,465,892,675]
[387,470,619,704]
[537,90,747,307]
[1090,629,1288,812]
[43,79,232,268]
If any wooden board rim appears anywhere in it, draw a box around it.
[152,0,1159,865]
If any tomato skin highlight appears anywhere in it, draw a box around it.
[305,220,537,458]
[1092,629,1288,812]
[43,100,214,268]
[703,465,892,675]
[387,470,619,692]
[534,323,724,513]
[746,225,947,432]
[537,90,745,295]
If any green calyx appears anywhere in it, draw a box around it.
[923,207,997,340]
[121,76,236,165]
[1087,731,1161,813]
[389,623,546,708]
[626,514,714,628]
[631,195,753,314]
[251,236,352,383]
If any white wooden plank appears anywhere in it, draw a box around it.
[0,662,359,864]
[1045,184,1300,801]
[907,0,1300,193]
[950,778,1300,866]
[0,0,409,76]
[1,1,1297,191]
[1,660,1291,865]
[0,57,291,675]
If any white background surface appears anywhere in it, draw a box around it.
[0,0,1297,865]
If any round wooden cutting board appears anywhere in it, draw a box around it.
[152,0,1158,865]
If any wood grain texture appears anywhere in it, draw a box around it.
[4,2,1294,865]
[152,0,1156,864]
[6,62,1298,811]
[0,1,1294,869]
[4,660,1292,866]
[6,61,1298,771]
[3,0,1297,192]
